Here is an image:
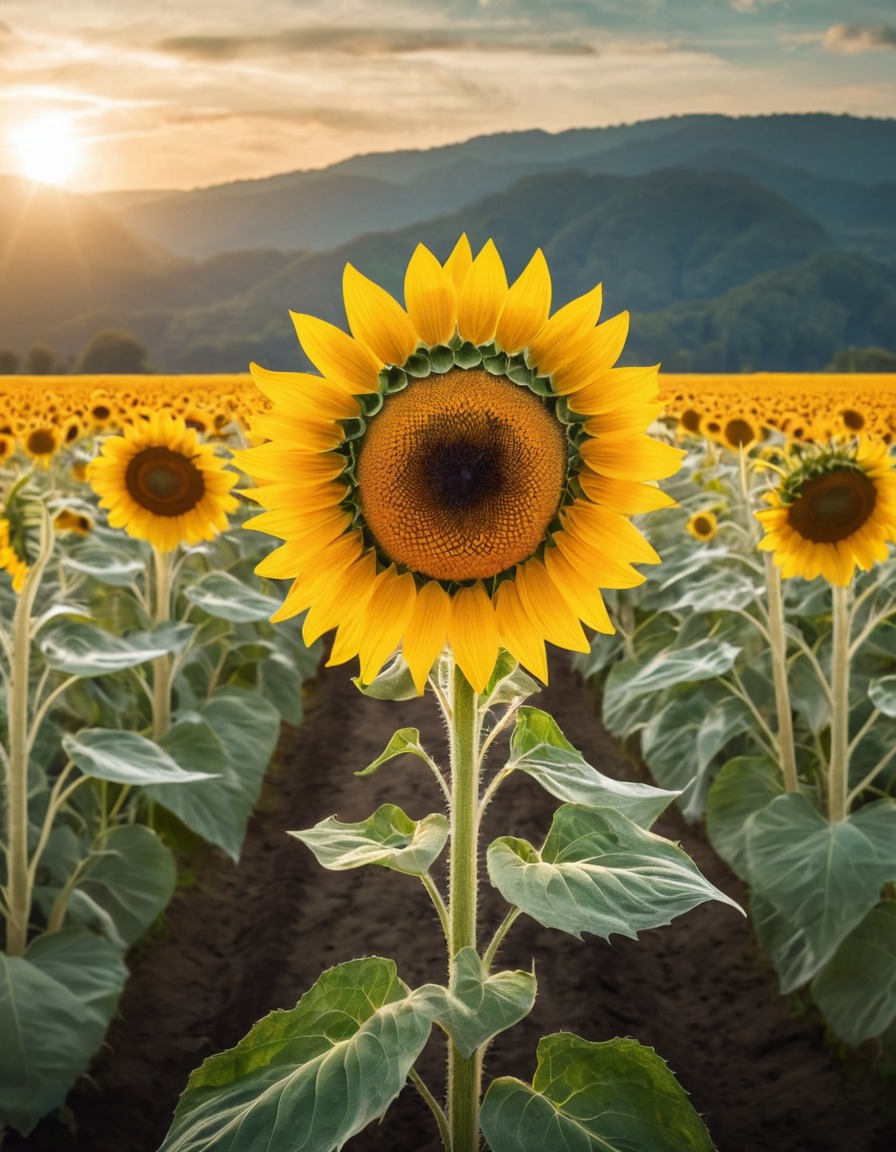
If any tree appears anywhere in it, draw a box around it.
[826,346,896,372]
[0,348,19,374]
[25,344,59,374]
[75,330,150,374]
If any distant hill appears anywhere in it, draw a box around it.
[97,113,896,260]
[2,114,894,375]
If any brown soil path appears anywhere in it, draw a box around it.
[11,654,896,1152]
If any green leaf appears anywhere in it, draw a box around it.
[73,824,177,947]
[606,636,741,712]
[62,727,218,786]
[148,688,280,862]
[356,727,434,778]
[0,930,128,1137]
[746,795,896,984]
[184,571,281,623]
[158,957,433,1152]
[812,902,896,1047]
[40,619,194,676]
[750,892,818,995]
[705,756,786,880]
[480,1033,715,1151]
[509,708,678,828]
[289,804,449,876]
[62,540,145,585]
[353,652,419,700]
[487,803,741,942]
[257,650,307,726]
[868,675,896,718]
[483,651,541,707]
[417,948,535,1058]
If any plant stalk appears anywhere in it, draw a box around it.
[446,661,482,1152]
[763,554,798,792]
[828,583,851,822]
[151,548,173,741]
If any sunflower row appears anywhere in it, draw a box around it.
[0,373,264,467]
[660,372,896,449]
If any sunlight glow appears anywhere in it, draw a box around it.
[9,114,84,186]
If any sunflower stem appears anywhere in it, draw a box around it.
[446,658,482,1152]
[151,548,173,741]
[828,583,851,822]
[763,554,798,792]
[4,506,52,956]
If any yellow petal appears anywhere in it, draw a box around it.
[550,312,630,393]
[569,364,661,413]
[343,263,419,367]
[403,579,452,694]
[561,500,660,565]
[404,243,457,346]
[526,282,603,376]
[543,546,614,635]
[290,313,381,393]
[579,472,676,514]
[583,399,666,439]
[448,581,500,693]
[553,527,646,590]
[249,411,344,452]
[580,434,684,481]
[457,240,508,346]
[513,559,590,653]
[493,578,548,683]
[249,362,360,418]
[233,444,346,485]
[302,550,379,645]
[443,235,473,297]
[243,503,351,543]
[496,249,551,354]
[357,567,418,684]
[259,529,362,583]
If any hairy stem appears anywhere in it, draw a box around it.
[151,548,173,741]
[828,583,851,822]
[763,554,798,792]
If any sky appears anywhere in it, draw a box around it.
[0,0,894,193]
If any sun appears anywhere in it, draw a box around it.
[9,113,84,187]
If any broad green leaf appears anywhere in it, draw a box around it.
[483,651,541,707]
[746,795,896,982]
[158,957,433,1152]
[73,824,177,947]
[615,637,741,697]
[40,619,193,676]
[148,691,278,863]
[480,1033,715,1151]
[812,902,896,1047]
[487,803,741,942]
[868,675,896,718]
[509,708,678,828]
[354,652,419,700]
[62,727,218,786]
[184,570,281,623]
[705,756,785,880]
[257,651,307,726]
[0,930,127,1137]
[289,804,449,876]
[751,892,819,995]
[417,947,535,1058]
[62,541,145,585]
[356,728,435,778]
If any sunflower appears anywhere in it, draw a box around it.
[53,507,94,536]
[236,237,682,693]
[755,439,896,586]
[88,410,239,553]
[686,510,718,541]
[0,516,29,592]
[22,425,60,469]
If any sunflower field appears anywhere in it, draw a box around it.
[2,238,896,1152]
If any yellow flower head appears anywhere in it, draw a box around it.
[755,439,896,586]
[53,507,95,536]
[686,510,718,541]
[0,516,29,592]
[88,410,240,553]
[236,237,682,692]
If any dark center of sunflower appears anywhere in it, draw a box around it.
[724,418,757,448]
[27,428,57,456]
[356,368,567,581]
[788,466,877,543]
[125,446,205,517]
[692,515,714,538]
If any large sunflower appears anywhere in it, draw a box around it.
[88,411,239,552]
[236,237,682,692]
[756,439,896,585]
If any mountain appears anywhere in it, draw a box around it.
[97,114,896,260]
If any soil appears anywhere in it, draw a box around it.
[10,654,896,1152]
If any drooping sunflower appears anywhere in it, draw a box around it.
[88,410,239,553]
[0,516,29,592]
[755,439,896,586]
[236,237,682,693]
[686,510,718,542]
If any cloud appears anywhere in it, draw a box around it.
[823,23,896,53]
[155,25,596,61]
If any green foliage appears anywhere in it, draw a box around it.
[290,804,449,877]
[75,329,150,373]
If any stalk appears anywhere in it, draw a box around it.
[151,548,173,740]
[828,583,851,822]
[763,554,798,792]
[4,510,52,956]
[446,660,482,1152]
